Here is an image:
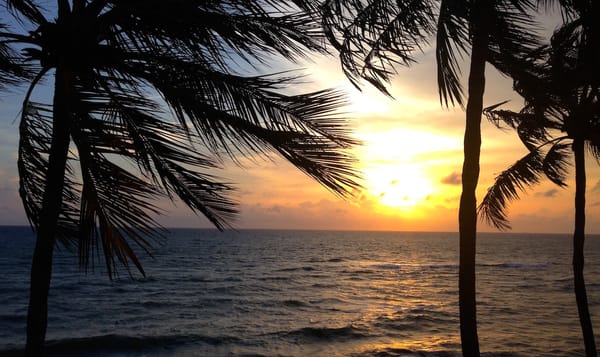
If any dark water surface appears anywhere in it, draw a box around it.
[1,227,599,356]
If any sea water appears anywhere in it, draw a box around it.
[1,226,599,356]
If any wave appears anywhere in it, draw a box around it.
[185,275,243,283]
[283,324,370,341]
[281,299,309,308]
[352,346,460,357]
[371,263,402,270]
[256,275,292,282]
[305,257,348,263]
[308,297,350,305]
[353,347,524,357]
[0,313,26,322]
[374,312,455,332]
[479,262,552,269]
[342,268,376,275]
[363,262,551,271]
[368,263,459,271]
[276,266,317,272]
[0,333,242,356]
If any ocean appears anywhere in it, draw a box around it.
[1,226,599,356]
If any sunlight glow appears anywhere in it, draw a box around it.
[347,87,394,114]
[356,129,462,216]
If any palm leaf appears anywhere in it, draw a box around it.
[5,0,363,279]
[102,0,328,68]
[74,83,239,232]
[543,140,571,186]
[73,125,165,277]
[479,149,545,230]
[436,0,469,107]
[18,102,80,248]
[119,57,360,196]
[322,0,436,95]
[4,0,46,25]
[0,24,32,87]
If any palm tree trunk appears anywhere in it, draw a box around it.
[572,137,597,357]
[25,67,72,356]
[458,4,489,356]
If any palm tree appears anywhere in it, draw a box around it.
[480,7,600,354]
[317,1,539,354]
[0,1,361,354]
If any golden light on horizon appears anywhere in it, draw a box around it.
[356,128,462,217]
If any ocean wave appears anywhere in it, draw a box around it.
[1,333,243,356]
[256,275,292,282]
[479,262,552,269]
[369,263,459,271]
[305,257,348,263]
[351,346,461,357]
[374,313,454,332]
[283,324,370,341]
[342,268,376,275]
[276,266,317,272]
[281,299,309,308]
[308,297,350,305]
[371,263,402,270]
[185,275,243,283]
[0,313,26,322]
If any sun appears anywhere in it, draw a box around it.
[363,164,434,214]
[355,128,461,216]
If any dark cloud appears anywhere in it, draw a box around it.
[441,172,461,185]
[534,189,559,198]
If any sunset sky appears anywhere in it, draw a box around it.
[1,11,599,234]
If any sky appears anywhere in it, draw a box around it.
[1,7,599,234]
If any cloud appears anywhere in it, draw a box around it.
[534,189,559,198]
[441,172,461,185]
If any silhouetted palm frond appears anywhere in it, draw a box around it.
[18,102,80,248]
[4,0,45,24]
[479,144,559,230]
[480,2,599,234]
[3,0,361,278]
[321,0,437,95]
[436,0,469,107]
[543,141,571,186]
[0,24,31,87]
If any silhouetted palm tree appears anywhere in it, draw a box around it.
[318,1,539,354]
[480,6,600,354]
[0,1,360,354]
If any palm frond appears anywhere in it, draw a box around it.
[4,0,46,25]
[516,112,553,151]
[103,0,327,69]
[18,102,80,248]
[321,0,436,95]
[483,102,558,150]
[74,83,239,231]
[543,140,571,186]
[587,141,600,165]
[483,103,522,129]
[73,125,165,278]
[479,149,545,230]
[123,58,359,189]
[487,0,540,63]
[6,0,362,279]
[0,24,32,87]
[436,0,469,107]
[122,111,239,230]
